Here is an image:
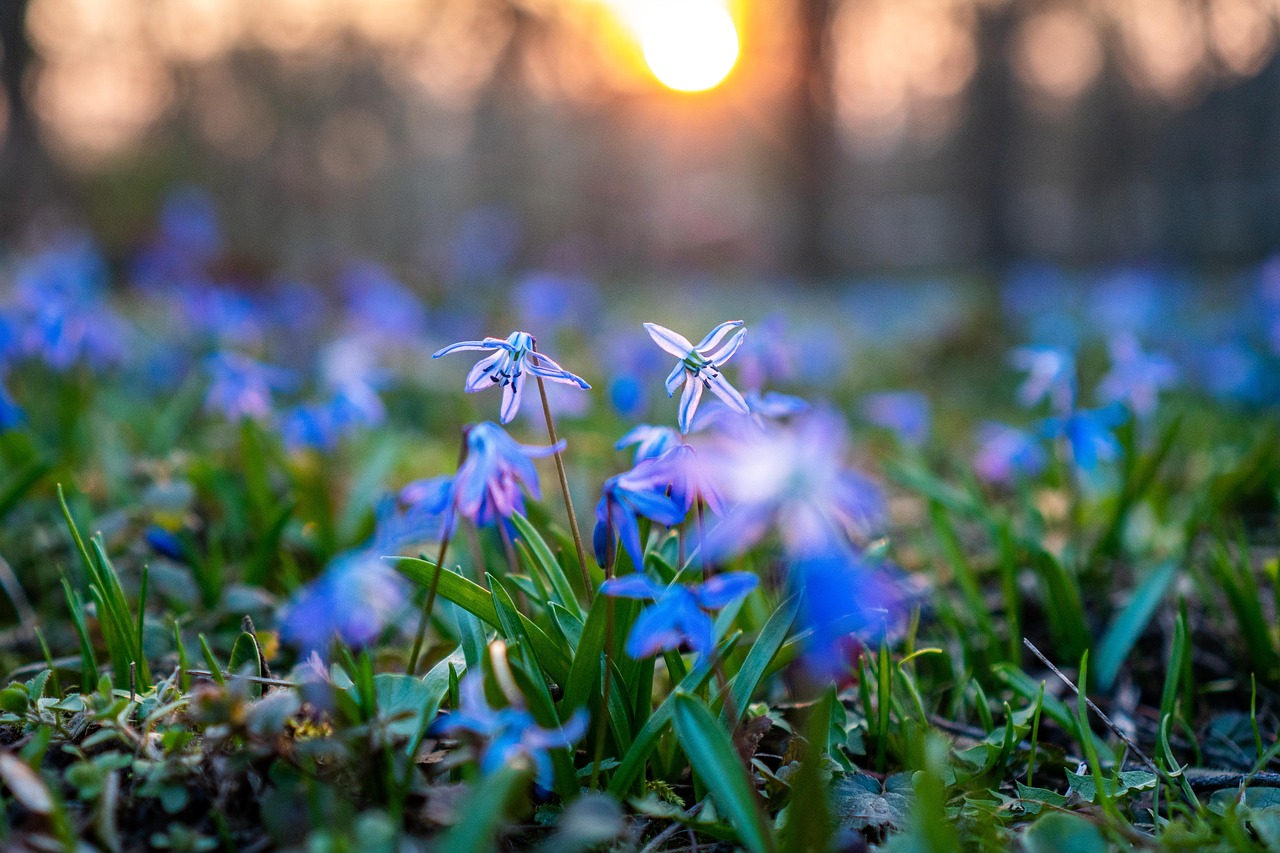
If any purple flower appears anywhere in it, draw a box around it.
[701,410,884,559]
[861,391,930,446]
[1041,405,1127,472]
[593,463,686,569]
[453,422,564,528]
[281,404,338,452]
[1096,333,1177,418]
[441,673,586,787]
[174,285,265,348]
[972,422,1047,485]
[791,549,905,680]
[204,352,292,422]
[644,321,749,433]
[616,425,683,463]
[1010,346,1075,414]
[647,444,726,517]
[600,571,757,659]
[434,331,589,424]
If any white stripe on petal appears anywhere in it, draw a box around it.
[644,323,695,358]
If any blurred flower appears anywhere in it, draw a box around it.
[453,422,564,529]
[440,673,586,788]
[513,273,601,333]
[341,260,427,343]
[734,314,795,391]
[1041,405,1127,472]
[702,410,884,560]
[646,444,725,517]
[204,352,292,422]
[791,549,905,680]
[1010,345,1075,413]
[600,571,756,659]
[861,391,930,446]
[281,404,338,453]
[645,320,748,433]
[144,526,187,563]
[131,185,221,289]
[593,462,686,569]
[279,547,408,652]
[1096,333,1177,417]
[745,390,809,420]
[972,422,1047,485]
[616,425,682,463]
[0,378,23,431]
[434,331,589,424]
[174,285,265,348]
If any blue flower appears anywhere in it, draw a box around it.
[861,391,930,446]
[600,571,757,659]
[592,463,686,569]
[453,422,564,528]
[615,424,682,463]
[144,526,187,563]
[700,410,884,560]
[204,352,293,422]
[1041,405,1127,472]
[1096,333,1177,418]
[0,378,24,431]
[279,547,409,652]
[434,331,589,424]
[1010,345,1075,414]
[440,674,587,788]
[341,260,428,343]
[645,444,726,517]
[972,422,1047,485]
[644,321,749,433]
[790,549,906,680]
[746,390,809,420]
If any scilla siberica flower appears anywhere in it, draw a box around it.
[204,352,292,422]
[1040,405,1127,473]
[440,674,587,788]
[451,422,564,530]
[972,422,1047,485]
[434,331,589,423]
[615,424,682,463]
[644,321,749,434]
[593,462,685,569]
[1096,333,1177,418]
[1011,345,1075,414]
[600,572,757,659]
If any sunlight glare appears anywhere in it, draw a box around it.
[638,0,739,93]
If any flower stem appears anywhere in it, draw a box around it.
[406,529,451,676]
[589,497,616,791]
[531,357,592,602]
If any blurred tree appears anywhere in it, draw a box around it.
[791,0,837,281]
[0,0,61,237]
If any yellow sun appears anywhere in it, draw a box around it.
[637,0,740,93]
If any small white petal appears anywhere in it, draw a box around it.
[705,371,749,414]
[433,338,508,358]
[500,374,525,423]
[464,351,505,392]
[644,323,695,358]
[664,362,686,397]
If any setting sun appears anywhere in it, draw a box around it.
[636,0,739,93]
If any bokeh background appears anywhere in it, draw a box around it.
[2,0,1280,280]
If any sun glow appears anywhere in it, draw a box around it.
[634,0,739,93]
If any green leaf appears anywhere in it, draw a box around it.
[830,773,911,836]
[1065,769,1156,803]
[1094,561,1177,691]
[608,632,740,798]
[1021,811,1108,853]
[437,764,530,853]
[723,594,799,727]
[395,558,571,685]
[197,634,225,685]
[228,632,263,696]
[671,691,776,853]
[511,513,582,617]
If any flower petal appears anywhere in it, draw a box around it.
[464,350,505,392]
[695,572,758,609]
[499,373,525,423]
[664,362,686,398]
[644,323,695,358]
[705,370,749,414]
[677,376,704,434]
[693,320,744,354]
[600,572,664,600]
[433,338,509,358]
[528,352,590,389]
[705,327,746,365]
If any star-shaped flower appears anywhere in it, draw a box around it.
[600,571,757,659]
[644,321,748,433]
[434,331,589,423]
